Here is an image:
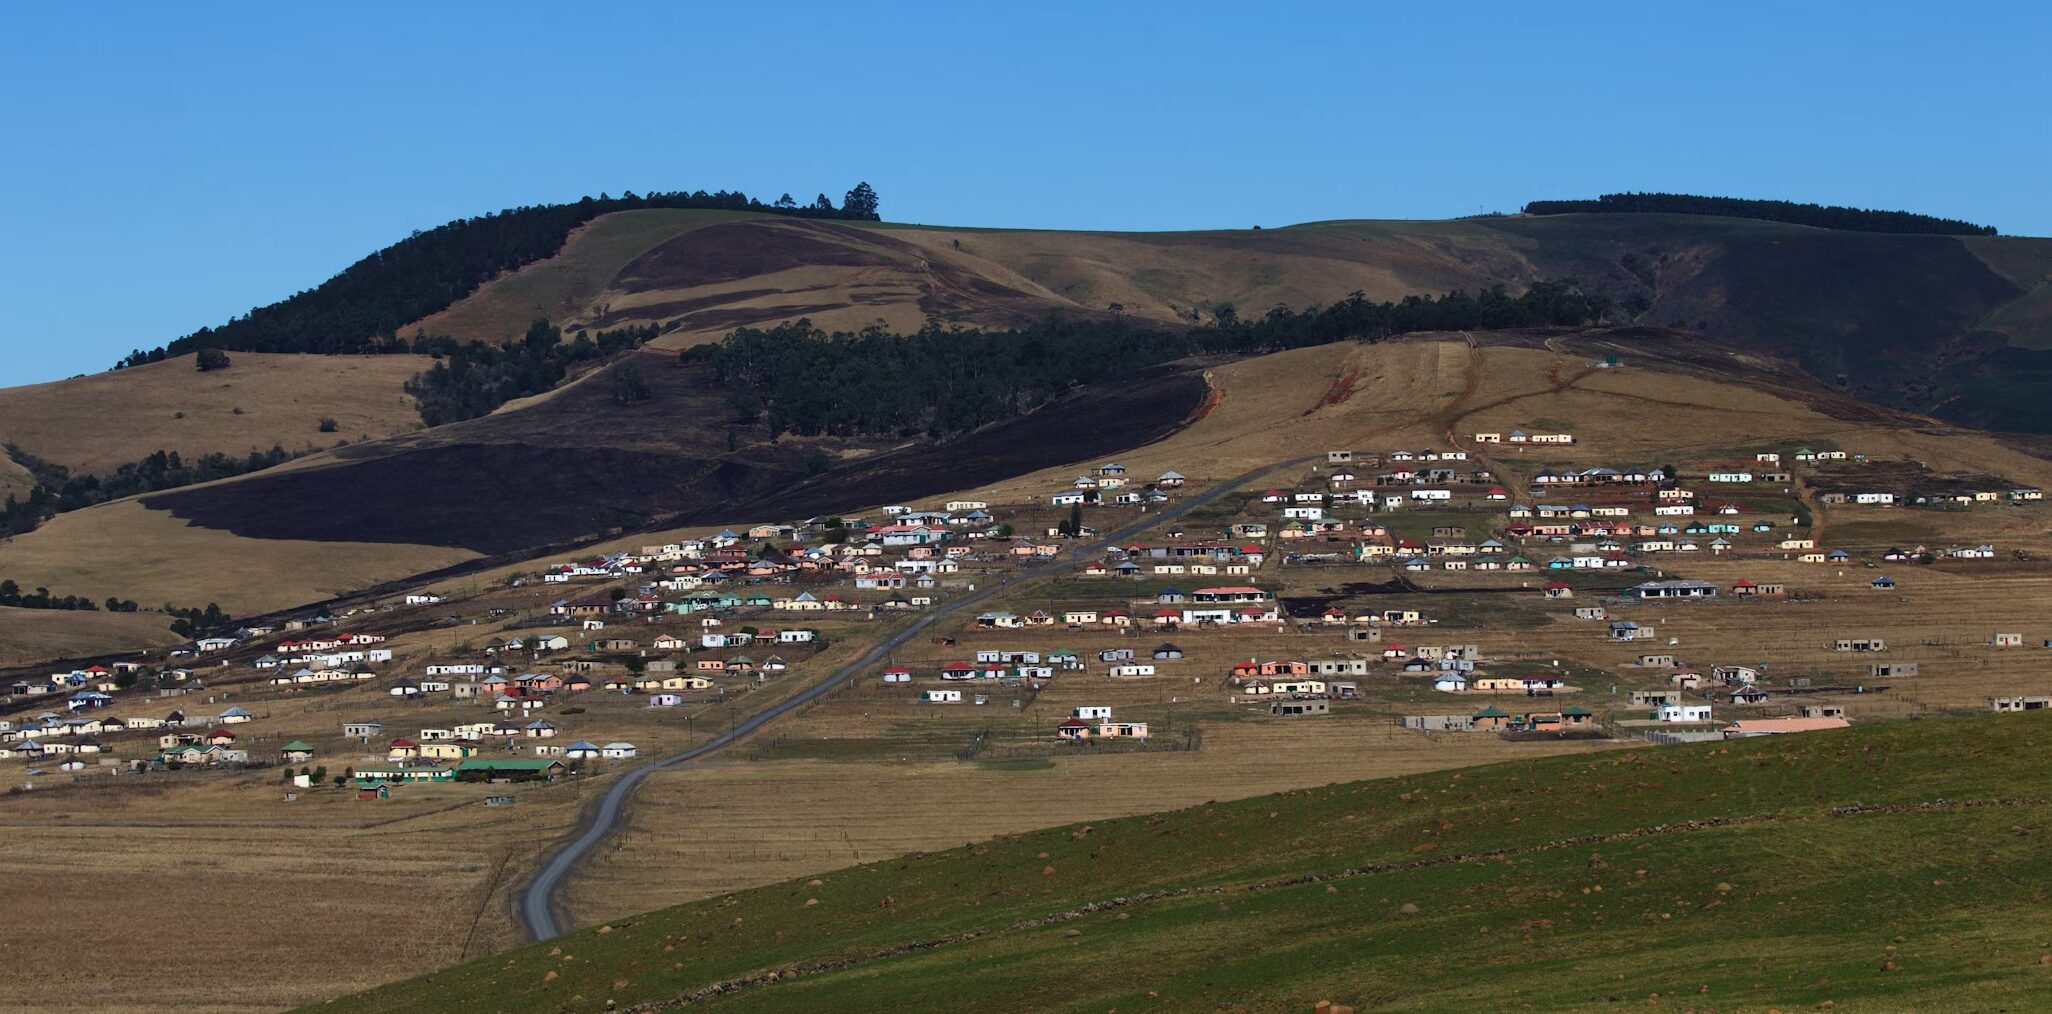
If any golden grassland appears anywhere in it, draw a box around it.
[0,768,588,1014]
[0,605,181,667]
[0,499,478,616]
[0,351,431,474]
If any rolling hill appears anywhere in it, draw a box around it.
[7,203,2052,626]
[316,713,2052,1013]
[8,322,2051,625]
[402,209,2052,431]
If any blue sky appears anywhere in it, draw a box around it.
[2,2,2047,383]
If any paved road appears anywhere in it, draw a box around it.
[517,454,1316,940]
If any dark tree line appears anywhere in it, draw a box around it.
[403,320,661,425]
[0,578,222,634]
[1522,193,1995,236]
[0,579,134,612]
[3,444,299,536]
[700,281,1606,440]
[117,184,883,367]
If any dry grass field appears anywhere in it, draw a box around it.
[0,768,589,1013]
[0,605,181,667]
[0,351,430,474]
[0,499,478,616]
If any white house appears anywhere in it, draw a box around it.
[1654,704,1714,723]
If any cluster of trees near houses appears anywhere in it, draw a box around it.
[113,183,883,367]
[167,602,233,638]
[1521,193,1996,236]
[403,320,662,424]
[699,280,1607,439]
[1,444,300,536]
[0,578,137,613]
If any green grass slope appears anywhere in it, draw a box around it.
[317,715,2052,1013]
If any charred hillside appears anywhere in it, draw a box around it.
[139,353,1211,555]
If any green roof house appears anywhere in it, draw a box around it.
[1471,705,1510,731]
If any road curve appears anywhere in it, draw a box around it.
[517,454,1316,940]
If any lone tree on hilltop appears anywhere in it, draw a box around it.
[842,181,880,220]
[196,348,231,372]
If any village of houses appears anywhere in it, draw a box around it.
[9,429,2052,803]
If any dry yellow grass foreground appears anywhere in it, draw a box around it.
[0,351,431,474]
[0,499,478,616]
[0,771,592,1014]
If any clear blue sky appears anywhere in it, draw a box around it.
[2,2,2047,383]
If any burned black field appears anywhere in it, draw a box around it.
[143,356,1209,555]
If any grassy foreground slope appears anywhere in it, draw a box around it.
[319,715,2052,1013]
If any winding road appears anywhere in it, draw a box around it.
[517,454,1319,940]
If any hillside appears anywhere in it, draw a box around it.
[0,341,1211,614]
[19,331,2052,1011]
[320,714,2052,1013]
[407,209,2052,431]
[0,351,429,476]
[7,325,2048,625]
